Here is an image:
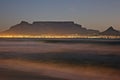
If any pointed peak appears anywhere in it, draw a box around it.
[108,26,114,30]
[105,26,117,32]
[100,26,120,35]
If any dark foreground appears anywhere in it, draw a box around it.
[0,68,66,80]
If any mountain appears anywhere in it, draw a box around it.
[100,26,120,35]
[0,21,99,35]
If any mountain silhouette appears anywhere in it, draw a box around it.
[1,21,99,35]
[100,26,120,35]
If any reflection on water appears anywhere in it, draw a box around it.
[0,39,120,80]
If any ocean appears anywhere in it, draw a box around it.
[0,38,120,80]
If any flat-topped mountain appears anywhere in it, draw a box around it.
[100,26,120,36]
[1,21,120,36]
[0,21,99,35]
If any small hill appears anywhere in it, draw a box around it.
[100,26,120,36]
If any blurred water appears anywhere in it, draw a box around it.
[0,39,120,80]
[0,39,120,54]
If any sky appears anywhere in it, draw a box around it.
[0,0,120,31]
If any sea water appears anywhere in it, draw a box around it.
[0,38,120,80]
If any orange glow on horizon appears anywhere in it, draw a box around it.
[0,35,120,39]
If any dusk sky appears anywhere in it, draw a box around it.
[0,0,120,31]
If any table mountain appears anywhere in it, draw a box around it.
[1,21,99,35]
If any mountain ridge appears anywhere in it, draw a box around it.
[0,21,120,36]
